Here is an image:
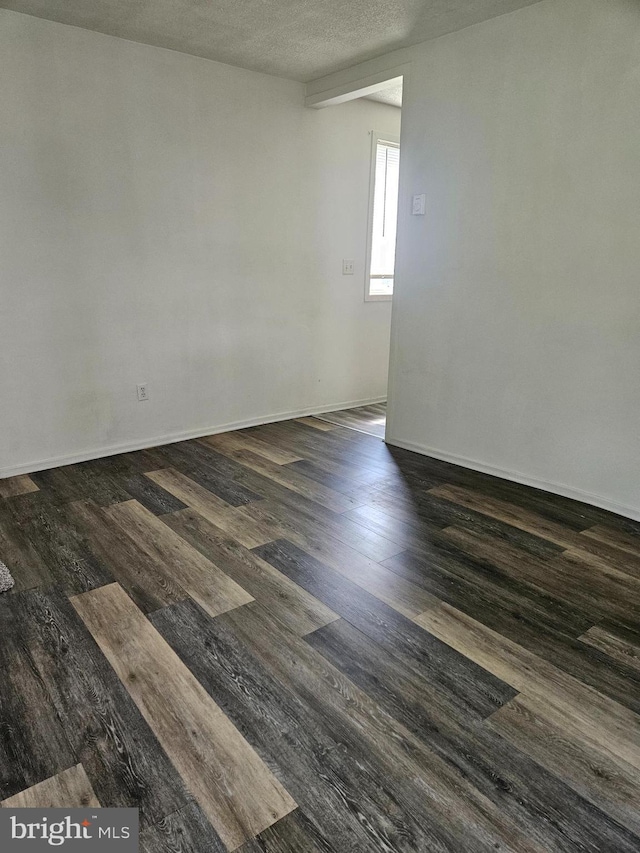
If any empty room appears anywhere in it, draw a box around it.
[1,1,639,851]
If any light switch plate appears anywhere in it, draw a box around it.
[342,259,355,275]
[412,194,426,215]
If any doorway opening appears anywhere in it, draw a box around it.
[314,402,387,438]
[312,75,402,441]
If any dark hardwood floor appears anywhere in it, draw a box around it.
[1,415,639,851]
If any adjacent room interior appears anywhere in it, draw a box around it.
[316,78,403,439]
[1,1,639,851]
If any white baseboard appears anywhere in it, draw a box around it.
[0,395,387,480]
[385,435,640,523]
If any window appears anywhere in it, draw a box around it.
[365,133,400,301]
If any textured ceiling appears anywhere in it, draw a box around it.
[0,0,543,82]
[366,82,404,108]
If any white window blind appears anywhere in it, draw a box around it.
[368,139,400,298]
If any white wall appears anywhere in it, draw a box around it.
[0,9,400,476]
[383,0,640,520]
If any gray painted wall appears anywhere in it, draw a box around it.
[0,10,400,475]
[385,0,640,518]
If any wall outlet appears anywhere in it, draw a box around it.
[136,383,149,402]
[342,259,355,275]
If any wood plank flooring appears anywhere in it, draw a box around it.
[1,765,100,810]
[314,401,387,438]
[71,583,296,850]
[1,415,639,851]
